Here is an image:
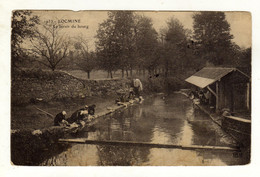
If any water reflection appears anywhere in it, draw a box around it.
[97,145,150,166]
[42,93,246,166]
[42,144,99,166]
[180,121,193,146]
[144,148,226,166]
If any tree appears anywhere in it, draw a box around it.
[192,12,233,65]
[74,36,96,79]
[96,14,119,78]
[161,17,188,77]
[238,47,251,75]
[134,15,159,75]
[240,47,251,68]
[73,39,96,79]
[96,11,136,78]
[30,22,70,71]
[11,10,39,67]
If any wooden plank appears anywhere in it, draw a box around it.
[60,138,87,143]
[33,106,54,118]
[224,115,251,123]
[59,139,239,151]
[207,86,217,97]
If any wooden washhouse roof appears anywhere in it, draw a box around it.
[185,67,249,88]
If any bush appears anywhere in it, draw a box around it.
[141,75,190,94]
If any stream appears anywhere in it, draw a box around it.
[40,93,248,166]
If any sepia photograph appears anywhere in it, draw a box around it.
[10,10,251,166]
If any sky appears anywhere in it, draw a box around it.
[33,11,252,51]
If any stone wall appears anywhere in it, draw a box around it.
[11,69,131,105]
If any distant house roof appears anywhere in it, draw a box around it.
[185,67,250,88]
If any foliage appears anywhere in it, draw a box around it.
[240,47,251,67]
[192,12,233,65]
[134,15,159,74]
[11,10,39,67]
[96,11,136,78]
[160,17,192,77]
[237,47,251,75]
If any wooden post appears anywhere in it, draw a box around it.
[231,84,234,112]
[216,81,219,110]
[218,80,225,110]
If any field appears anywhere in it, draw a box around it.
[62,69,148,80]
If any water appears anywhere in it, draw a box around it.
[41,93,248,166]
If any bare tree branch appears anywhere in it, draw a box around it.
[29,22,70,71]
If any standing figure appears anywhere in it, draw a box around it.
[133,78,143,100]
